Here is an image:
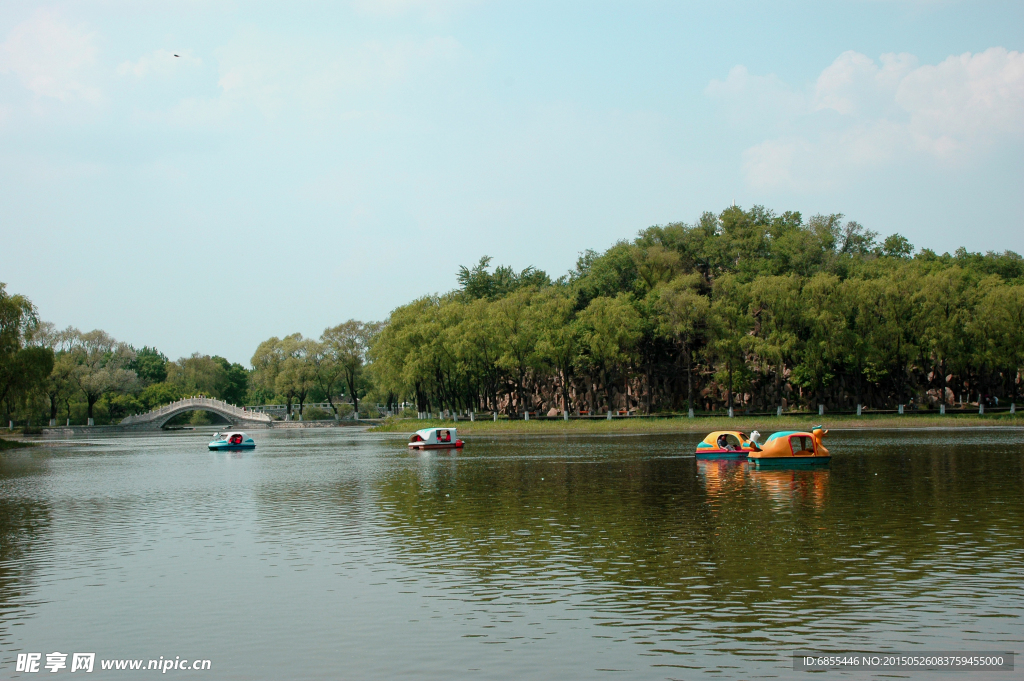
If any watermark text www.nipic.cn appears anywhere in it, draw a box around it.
[15,653,212,673]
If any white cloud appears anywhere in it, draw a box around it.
[711,47,1024,191]
[0,9,100,102]
[706,65,805,123]
[117,49,202,79]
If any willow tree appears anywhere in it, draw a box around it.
[534,288,580,414]
[322,320,379,416]
[0,284,53,421]
[576,293,641,413]
[493,289,540,414]
[655,274,708,414]
[973,283,1024,403]
[918,267,976,406]
[793,273,846,409]
[707,275,752,413]
[71,330,137,424]
[275,335,316,419]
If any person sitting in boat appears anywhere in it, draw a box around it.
[717,434,739,451]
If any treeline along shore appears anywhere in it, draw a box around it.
[2,205,1023,430]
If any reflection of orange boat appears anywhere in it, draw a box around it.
[695,430,761,459]
[749,468,829,508]
[748,427,829,466]
[698,458,747,497]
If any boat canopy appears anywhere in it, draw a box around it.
[697,430,748,448]
[213,431,248,444]
[410,428,458,445]
[764,428,823,442]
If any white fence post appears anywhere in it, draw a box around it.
[857,404,862,416]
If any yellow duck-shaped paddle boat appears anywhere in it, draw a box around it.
[695,430,762,459]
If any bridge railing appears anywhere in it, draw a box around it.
[120,397,273,425]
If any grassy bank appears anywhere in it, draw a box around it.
[370,413,1023,436]
[0,437,35,451]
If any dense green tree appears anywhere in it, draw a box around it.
[655,275,709,413]
[213,356,249,405]
[71,330,137,423]
[0,284,53,420]
[363,205,1024,418]
[167,353,228,398]
[322,320,378,416]
[139,381,184,409]
[577,293,642,413]
[973,284,1024,402]
[534,289,580,414]
[275,335,316,418]
[129,346,168,385]
[707,276,752,413]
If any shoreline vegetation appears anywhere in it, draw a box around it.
[0,437,34,450]
[370,412,1022,435]
[4,205,1023,430]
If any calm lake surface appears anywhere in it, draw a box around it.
[1,428,1022,679]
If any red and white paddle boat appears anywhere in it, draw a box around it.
[408,427,464,450]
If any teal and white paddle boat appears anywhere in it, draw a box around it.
[208,431,256,450]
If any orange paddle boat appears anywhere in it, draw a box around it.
[747,427,830,466]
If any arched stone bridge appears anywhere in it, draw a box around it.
[120,397,274,430]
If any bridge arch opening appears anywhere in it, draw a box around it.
[163,409,231,428]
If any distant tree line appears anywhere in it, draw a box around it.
[368,205,1024,416]
[4,204,1022,426]
[0,288,249,427]
[249,321,380,420]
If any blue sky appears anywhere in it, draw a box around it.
[1,0,1022,365]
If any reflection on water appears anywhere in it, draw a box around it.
[700,459,830,509]
[0,429,1022,679]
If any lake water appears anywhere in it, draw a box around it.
[1,428,1022,679]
